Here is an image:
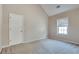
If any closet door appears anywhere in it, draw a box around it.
[9,13,24,45]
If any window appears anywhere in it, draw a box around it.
[57,17,68,35]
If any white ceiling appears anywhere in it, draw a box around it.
[40,4,79,16]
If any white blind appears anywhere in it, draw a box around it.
[57,17,68,27]
[57,17,68,35]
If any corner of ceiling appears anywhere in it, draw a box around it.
[39,4,49,17]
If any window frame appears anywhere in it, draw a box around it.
[57,17,68,35]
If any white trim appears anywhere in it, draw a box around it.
[52,38,79,45]
[23,35,47,44]
[23,38,46,44]
[66,40,79,45]
[0,38,46,48]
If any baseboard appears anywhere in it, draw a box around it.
[50,37,79,46]
[23,38,46,44]
[65,40,79,46]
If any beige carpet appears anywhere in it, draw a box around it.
[1,39,79,54]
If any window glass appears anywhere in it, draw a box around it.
[57,17,68,35]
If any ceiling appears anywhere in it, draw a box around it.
[40,4,79,16]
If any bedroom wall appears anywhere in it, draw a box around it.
[48,8,79,44]
[2,4,48,46]
[0,5,2,46]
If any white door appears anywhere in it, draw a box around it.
[9,13,24,45]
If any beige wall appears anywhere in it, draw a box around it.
[2,4,48,46]
[0,5,2,46]
[48,8,79,44]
